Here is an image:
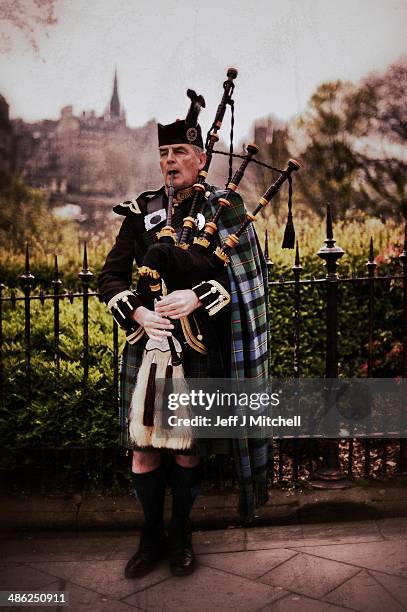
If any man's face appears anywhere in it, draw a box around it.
[159,144,206,190]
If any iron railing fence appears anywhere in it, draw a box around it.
[264,206,406,485]
[0,205,406,491]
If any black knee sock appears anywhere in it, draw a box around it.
[132,464,167,535]
[169,461,203,534]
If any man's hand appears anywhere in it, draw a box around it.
[132,306,174,341]
[155,289,200,320]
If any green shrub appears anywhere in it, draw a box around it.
[0,207,404,484]
[0,298,125,469]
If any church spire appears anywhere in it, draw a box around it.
[110,69,120,118]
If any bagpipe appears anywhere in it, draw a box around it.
[126,68,300,450]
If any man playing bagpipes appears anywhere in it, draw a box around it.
[99,92,234,578]
[99,69,298,580]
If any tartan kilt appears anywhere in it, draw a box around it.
[119,336,209,451]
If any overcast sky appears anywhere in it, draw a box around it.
[1,0,406,143]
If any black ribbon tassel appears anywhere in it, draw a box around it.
[162,363,173,430]
[143,361,157,427]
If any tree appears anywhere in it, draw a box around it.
[0,0,58,53]
[353,59,407,220]
[0,178,73,254]
[361,59,407,144]
[291,59,407,221]
[290,80,370,219]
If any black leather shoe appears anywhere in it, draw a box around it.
[125,529,167,579]
[169,529,196,577]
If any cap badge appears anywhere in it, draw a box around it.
[186,127,198,143]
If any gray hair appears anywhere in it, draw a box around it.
[192,145,205,158]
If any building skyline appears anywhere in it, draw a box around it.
[11,71,161,224]
[2,1,405,148]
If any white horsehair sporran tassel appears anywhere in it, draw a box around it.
[128,336,193,450]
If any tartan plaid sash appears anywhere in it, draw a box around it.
[209,190,269,521]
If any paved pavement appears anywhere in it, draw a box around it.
[1,518,407,611]
[3,482,407,531]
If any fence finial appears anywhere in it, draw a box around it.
[20,244,35,286]
[295,240,300,267]
[326,203,333,241]
[317,205,344,279]
[292,240,302,276]
[367,237,376,275]
[52,255,62,287]
[264,229,270,260]
[399,224,407,268]
[25,243,30,274]
[83,242,89,272]
[79,242,93,283]
[264,229,273,271]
